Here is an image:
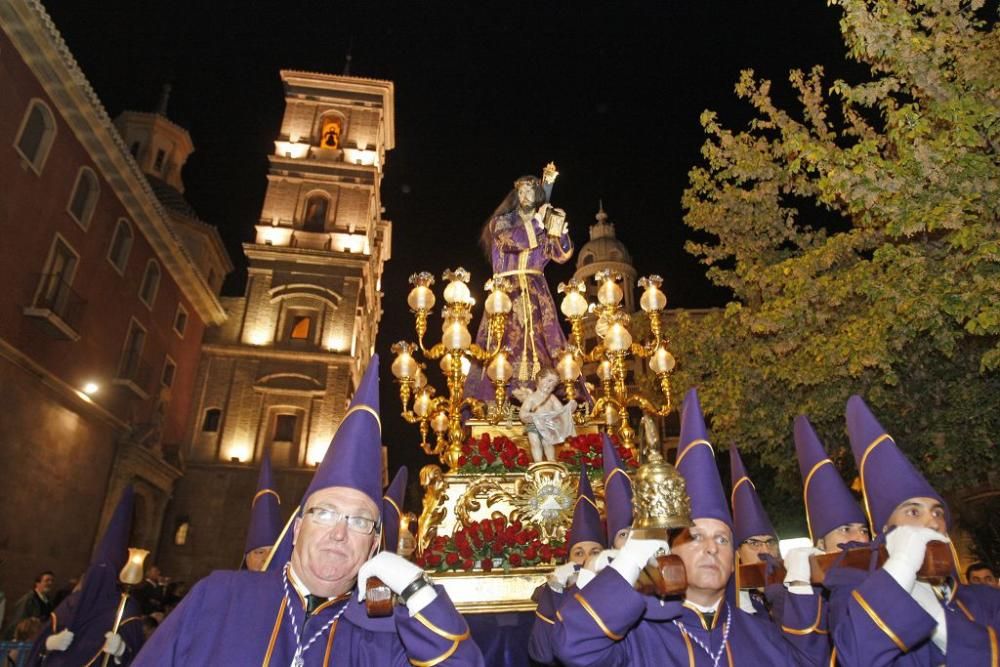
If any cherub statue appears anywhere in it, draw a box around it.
[512,368,577,463]
[417,464,448,556]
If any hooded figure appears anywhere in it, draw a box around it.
[28,486,146,665]
[134,356,483,666]
[825,395,1000,667]
[381,466,408,555]
[729,444,782,617]
[244,456,282,571]
[602,434,634,549]
[551,389,819,666]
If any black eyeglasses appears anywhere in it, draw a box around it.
[742,537,779,550]
[304,507,379,535]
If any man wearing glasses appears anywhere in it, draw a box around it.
[135,357,483,666]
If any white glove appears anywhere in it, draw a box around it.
[547,562,579,593]
[784,547,823,594]
[103,632,126,662]
[357,551,437,614]
[610,537,669,587]
[912,581,947,653]
[575,568,596,589]
[584,549,618,575]
[883,526,949,592]
[45,629,74,652]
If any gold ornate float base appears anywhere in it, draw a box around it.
[434,567,551,614]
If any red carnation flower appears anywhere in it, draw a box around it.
[509,553,522,567]
[484,452,496,465]
[427,553,442,566]
[445,552,459,566]
[478,441,490,455]
[462,558,474,570]
[457,455,468,467]
[524,546,537,560]
[482,521,494,540]
[540,545,553,561]
[471,455,483,466]
[481,558,493,572]
[516,452,530,467]
[459,544,473,559]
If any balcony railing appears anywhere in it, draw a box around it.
[113,357,152,399]
[23,273,86,340]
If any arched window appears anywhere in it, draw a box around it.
[302,193,329,232]
[319,115,344,149]
[139,260,161,307]
[107,219,133,273]
[580,254,594,266]
[67,167,99,229]
[14,100,57,174]
[201,408,222,432]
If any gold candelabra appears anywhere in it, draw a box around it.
[556,272,676,449]
[392,269,514,469]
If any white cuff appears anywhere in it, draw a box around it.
[786,583,814,596]
[405,584,438,615]
[609,556,642,587]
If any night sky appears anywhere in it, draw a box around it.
[46,2,865,497]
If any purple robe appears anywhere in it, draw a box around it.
[466,210,573,403]
[529,583,564,665]
[550,567,820,666]
[26,570,145,667]
[826,566,1000,666]
[763,585,835,666]
[133,568,483,666]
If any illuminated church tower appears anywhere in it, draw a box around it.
[158,71,394,578]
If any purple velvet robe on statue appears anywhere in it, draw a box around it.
[466,209,573,403]
[550,567,821,666]
[826,566,1000,666]
[132,568,483,666]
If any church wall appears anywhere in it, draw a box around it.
[0,353,118,602]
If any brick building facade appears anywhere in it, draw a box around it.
[0,0,228,598]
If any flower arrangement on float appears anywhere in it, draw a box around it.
[455,433,531,474]
[416,516,567,573]
[557,432,637,477]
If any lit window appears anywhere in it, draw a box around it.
[174,520,190,546]
[273,414,297,442]
[139,260,161,308]
[161,357,176,388]
[289,315,311,340]
[303,194,328,232]
[107,219,133,273]
[67,167,99,229]
[173,304,188,337]
[14,100,56,173]
[202,408,221,432]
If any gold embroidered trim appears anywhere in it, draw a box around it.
[851,589,907,652]
[675,439,713,468]
[781,595,825,635]
[261,596,287,666]
[802,459,833,543]
[253,489,281,507]
[412,612,471,642]
[409,640,461,667]
[679,629,695,667]
[988,626,998,667]
[858,434,893,535]
[574,592,623,641]
[534,610,555,625]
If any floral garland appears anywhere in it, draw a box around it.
[416,516,567,572]
[456,433,531,473]
[557,432,637,476]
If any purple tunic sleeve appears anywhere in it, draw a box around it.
[826,568,937,666]
[766,585,833,665]
[529,584,563,664]
[550,568,644,667]
[492,217,537,254]
[393,588,484,666]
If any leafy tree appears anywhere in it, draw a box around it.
[672,0,1000,529]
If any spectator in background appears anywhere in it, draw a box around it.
[141,616,159,642]
[51,575,80,609]
[132,566,167,616]
[7,617,43,666]
[967,562,998,587]
[2,572,54,639]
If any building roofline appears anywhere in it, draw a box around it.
[1,0,227,325]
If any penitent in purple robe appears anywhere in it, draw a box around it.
[826,566,1000,666]
[26,567,145,667]
[466,209,574,403]
[551,567,820,666]
[529,583,564,665]
[133,567,483,666]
